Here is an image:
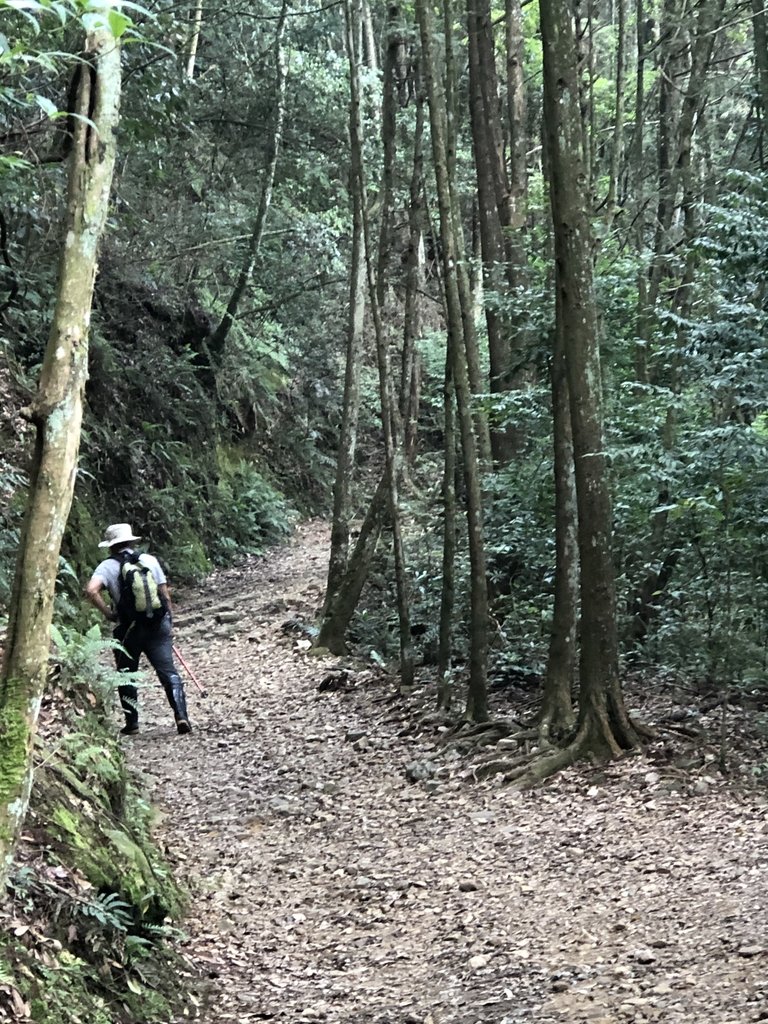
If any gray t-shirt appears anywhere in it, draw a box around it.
[90,550,167,607]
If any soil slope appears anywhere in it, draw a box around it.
[126,521,768,1024]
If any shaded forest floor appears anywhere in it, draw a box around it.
[127,521,768,1024]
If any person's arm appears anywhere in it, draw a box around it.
[84,578,117,622]
[159,583,172,615]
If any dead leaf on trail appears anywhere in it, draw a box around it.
[119,520,768,1024]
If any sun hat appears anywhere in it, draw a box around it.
[98,523,142,549]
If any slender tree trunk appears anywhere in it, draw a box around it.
[345,0,414,685]
[633,0,649,382]
[443,0,492,465]
[401,86,426,466]
[319,193,366,614]
[322,102,367,618]
[185,0,204,80]
[208,0,289,355]
[504,0,530,335]
[317,477,388,653]
[540,0,640,754]
[417,0,489,721]
[754,0,768,165]
[438,360,456,710]
[540,288,578,742]
[607,0,626,212]
[377,3,402,309]
[467,0,515,463]
[0,26,121,883]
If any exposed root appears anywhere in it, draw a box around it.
[504,741,585,789]
[468,753,534,782]
[630,717,658,741]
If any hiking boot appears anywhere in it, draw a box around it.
[176,718,192,736]
[120,723,139,736]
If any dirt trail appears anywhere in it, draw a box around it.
[128,521,768,1024]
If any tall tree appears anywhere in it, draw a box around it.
[322,0,368,621]
[540,283,578,742]
[417,0,489,721]
[346,0,414,685]
[0,20,121,881]
[537,0,641,774]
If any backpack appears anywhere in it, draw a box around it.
[114,551,167,627]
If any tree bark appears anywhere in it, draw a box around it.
[400,85,426,466]
[417,0,489,721]
[438,359,457,710]
[540,290,578,742]
[540,0,640,753]
[754,0,768,165]
[0,25,121,883]
[317,476,388,653]
[606,0,626,213]
[467,0,516,463]
[322,28,368,621]
[185,0,204,80]
[345,0,414,686]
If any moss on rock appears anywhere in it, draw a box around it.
[0,680,192,1023]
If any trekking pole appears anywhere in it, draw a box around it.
[172,644,209,698]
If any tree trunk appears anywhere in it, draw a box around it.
[208,0,288,355]
[467,0,515,463]
[401,85,426,466]
[185,0,204,80]
[504,0,530,370]
[346,0,414,686]
[323,191,365,616]
[377,3,403,309]
[540,290,578,742]
[0,26,121,883]
[606,0,626,213]
[540,0,640,754]
[317,476,388,653]
[417,0,489,721]
[321,66,367,620]
[438,359,456,710]
[754,0,768,165]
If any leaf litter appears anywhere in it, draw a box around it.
[125,521,768,1024]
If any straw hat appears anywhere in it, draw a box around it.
[98,523,142,549]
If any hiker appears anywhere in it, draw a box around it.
[84,523,192,736]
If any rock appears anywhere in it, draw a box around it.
[737,945,765,958]
[630,949,657,964]
[551,980,570,993]
[345,730,366,743]
[215,610,242,624]
[468,954,489,969]
[268,797,294,816]
[458,880,479,892]
[352,736,371,752]
[405,761,436,784]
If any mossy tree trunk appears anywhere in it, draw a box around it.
[0,25,121,883]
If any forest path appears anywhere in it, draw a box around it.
[127,521,768,1024]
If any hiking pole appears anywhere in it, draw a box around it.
[172,644,209,698]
